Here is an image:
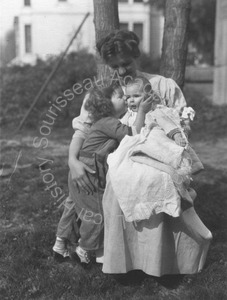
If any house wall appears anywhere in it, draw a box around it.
[14,0,164,64]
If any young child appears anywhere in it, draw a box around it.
[53,81,152,264]
[107,76,204,222]
[121,76,188,146]
[122,76,203,174]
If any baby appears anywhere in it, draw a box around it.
[107,76,203,222]
[123,76,188,147]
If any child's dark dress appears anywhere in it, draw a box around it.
[72,116,132,251]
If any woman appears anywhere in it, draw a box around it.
[55,30,212,275]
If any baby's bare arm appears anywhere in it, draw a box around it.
[133,95,153,133]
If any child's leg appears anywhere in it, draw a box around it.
[53,195,79,258]
[77,203,104,251]
[53,172,82,259]
[69,155,105,264]
[74,190,104,264]
[55,196,79,241]
[53,173,82,259]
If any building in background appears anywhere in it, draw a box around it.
[9,0,164,65]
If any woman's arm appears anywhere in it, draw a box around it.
[68,136,96,194]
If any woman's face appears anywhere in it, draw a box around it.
[107,54,137,80]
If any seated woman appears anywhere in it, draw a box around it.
[55,30,212,276]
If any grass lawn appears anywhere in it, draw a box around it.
[1,92,227,299]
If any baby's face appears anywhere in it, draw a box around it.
[125,84,144,112]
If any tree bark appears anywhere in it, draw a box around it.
[93,0,119,79]
[160,0,191,89]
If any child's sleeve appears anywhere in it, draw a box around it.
[72,117,91,140]
[98,117,134,143]
[72,93,92,140]
[151,107,182,138]
[156,77,187,113]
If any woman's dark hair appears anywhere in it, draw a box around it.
[84,81,122,122]
[96,30,141,63]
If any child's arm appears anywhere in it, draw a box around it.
[133,95,153,133]
[151,106,187,147]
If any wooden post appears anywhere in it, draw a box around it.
[160,0,191,90]
[213,0,227,105]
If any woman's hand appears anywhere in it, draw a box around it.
[68,136,95,195]
[70,158,96,195]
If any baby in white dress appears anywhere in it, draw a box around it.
[107,76,203,222]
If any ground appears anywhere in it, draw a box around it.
[0,87,227,299]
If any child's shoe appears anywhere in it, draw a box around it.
[74,245,91,264]
[53,237,70,263]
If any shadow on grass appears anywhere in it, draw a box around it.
[0,137,227,299]
[113,271,185,289]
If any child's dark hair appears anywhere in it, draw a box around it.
[84,81,122,122]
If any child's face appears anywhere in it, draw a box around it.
[111,88,127,118]
[125,83,144,112]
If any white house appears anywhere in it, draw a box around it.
[13,0,164,64]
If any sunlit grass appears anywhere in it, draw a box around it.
[0,137,226,300]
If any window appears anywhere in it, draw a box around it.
[24,0,31,6]
[134,0,143,2]
[119,0,128,2]
[120,23,129,31]
[133,23,143,43]
[25,25,32,53]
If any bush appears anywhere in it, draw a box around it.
[137,52,161,74]
[184,88,227,140]
[1,50,163,130]
[0,50,97,129]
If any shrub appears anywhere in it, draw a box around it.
[0,50,97,129]
[137,52,161,74]
[184,87,227,140]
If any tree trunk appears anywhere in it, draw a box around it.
[93,0,119,79]
[160,0,191,89]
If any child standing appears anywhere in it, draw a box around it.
[53,82,152,264]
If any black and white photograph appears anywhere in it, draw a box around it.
[0,0,226,299]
